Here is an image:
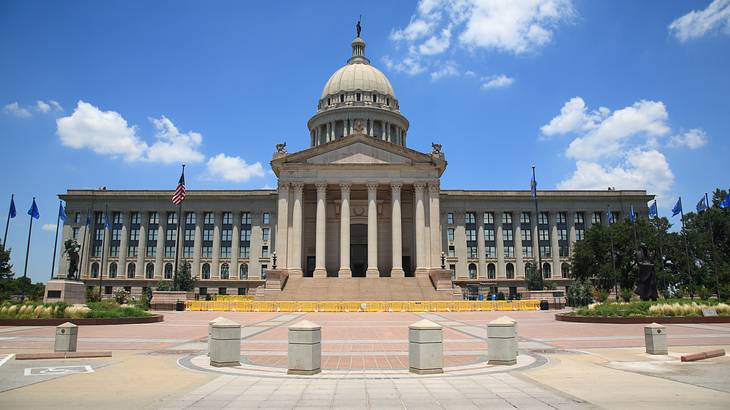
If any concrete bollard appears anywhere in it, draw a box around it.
[209,318,242,367]
[54,322,78,352]
[208,317,227,356]
[644,322,667,355]
[408,319,443,374]
[487,316,517,365]
[287,320,321,375]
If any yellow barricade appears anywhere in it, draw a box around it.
[185,299,542,312]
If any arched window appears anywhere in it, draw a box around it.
[487,263,496,280]
[220,263,229,280]
[90,262,99,278]
[127,262,135,278]
[146,263,155,279]
[561,263,571,278]
[506,263,515,279]
[468,263,477,279]
[108,262,117,278]
[164,263,173,279]
[239,264,248,279]
[202,263,210,280]
[543,263,552,279]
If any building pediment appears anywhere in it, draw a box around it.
[307,142,410,165]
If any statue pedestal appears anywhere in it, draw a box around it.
[44,279,86,304]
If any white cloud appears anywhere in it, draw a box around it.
[540,97,609,137]
[382,55,426,75]
[144,116,205,164]
[57,101,148,161]
[206,154,265,183]
[49,100,63,111]
[480,74,514,90]
[56,101,205,164]
[3,102,32,118]
[430,62,460,80]
[669,128,708,149]
[669,0,730,42]
[36,100,51,113]
[419,27,452,55]
[42,223,57,232]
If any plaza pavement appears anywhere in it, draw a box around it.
[0,309,728,409]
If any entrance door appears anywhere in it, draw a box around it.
[350,224,367,277]
[305,256,315,277]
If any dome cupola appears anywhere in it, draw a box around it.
[307,32,409,148]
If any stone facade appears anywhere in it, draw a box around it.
[56,35,653,299]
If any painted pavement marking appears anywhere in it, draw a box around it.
[23,365,94,376]
[0,354,14,368]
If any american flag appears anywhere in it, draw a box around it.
[172,165,186,205]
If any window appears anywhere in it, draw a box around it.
[166,229,176,241]
[561,263,571,278]
[261,246,269,257]
[221,229,232,241]
[485,229,495,241]
[576,229,585,241]
[127,262,135,278]
[239,264,248,279]
[262,228,270,241]
[149,212,159,224]
[467,246,478,258]
[574,212,584,224]
[468,263,477,279]
[164,246,175,258]
[592,212,602,224]
[128,246,138,257]
[504,229,513,241]
[184,229,194,241]
[90,262,99,278]
[93,245,102,257]
[222,212,232,225]
[506,263,515,279]
[240,229,251,241]
[558,229,568,241]
[185,212,196,225]
[502,212,512,224]
[164,263,173,279]
[504,246,514,258]
[449,264,456,280]
[220,246,231,258]
[130,228,140,241]
[131,212,140,224]
[202,263,210,279]
[183,246,193,258]
[540,246,551,257]
[111,228,122,241]
[104,286,113,295]
[487,263,496,280]
[109,262,117,278]
[523,246,533,257]
[520,212,530,224]
[448,245,455,257]
[167,212,177,225]
[539,229,550,241]
[95,212,104,224]
[447,213,454,224]
[543,263,552,279]
[238,287,247,295]
[124,286,131,293]
[204,212,214,225]
[240,246,250,259]
[557,212,566,224]
[447,228,454,242]
[109,246,119,257]
[74,212,81,224]
[201,246,212,258]
[262,212,270,225]
[72,227,80,240]
[148,229,158,241]
[611,211,620,224]
[521,229,531,241]
[538,212,549,225]
[203,229,214,241]
[465,212,476,224]
[95,229,104,241]
[146,263,154,279]
[241,212,252,224]
[465,229,477,241]
[219,287,227,295]
[356,93,361,101]
[113,212,123,224]
[199,287,208,295]
[147,246,156,257]
[485,246,496,258]
[483,212,494,224]
[261,264,268,279]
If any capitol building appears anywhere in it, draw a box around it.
[59,35,652,300]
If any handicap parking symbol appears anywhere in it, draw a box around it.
[24,365,94,376]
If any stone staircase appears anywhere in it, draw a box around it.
[256,276,456,301]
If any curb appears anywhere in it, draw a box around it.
[0,314,164,326]
[554,313,730,324]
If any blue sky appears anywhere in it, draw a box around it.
[1,0,728,283]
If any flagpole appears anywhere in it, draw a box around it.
[532,166,543,288]
[20,197,36,302]
[679,200,694,300]
[705,193,721,300]
[78,208,89,281]
[50,201,62,280]
[173,164,185,289]
[608,206,618,301]
[3,194,14,247]
[98,204,108,298]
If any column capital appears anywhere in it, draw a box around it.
[413,181,427,191]
[428,180,440,192]
[339,183,351,194]
[291,182,304,194]
[390,183,402,193]
[366,182,378,193]
[278,181,289,192]
[315,182,328,193]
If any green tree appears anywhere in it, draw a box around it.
[0,244,13,280]
[174,263,197,291]
[525,261,543,290]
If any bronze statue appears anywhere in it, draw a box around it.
[276,142,287,154]
[356,17,361,38]
[431,143,442,154]
[633,243,658,301]
[63,238,81,280]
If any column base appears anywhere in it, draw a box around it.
[414,268,429,277]
[338,267,352,276]
[366,268,380,277]
[313,268,327,278]
[390,267,405,277]
[288,268,303,277]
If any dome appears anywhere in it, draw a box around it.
[320,63,395,99]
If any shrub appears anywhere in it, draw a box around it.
[596,289,609,303]
[620,288,633,303]
[113,289,130,304]
[698,287,713,301]
[86,287,101,303]
[63,305,90,319]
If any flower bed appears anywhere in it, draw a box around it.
[555,300,730,324]
[0,300,152,320]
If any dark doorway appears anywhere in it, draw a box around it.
[305,256,315,277]
[403,256,413,277]
[351,224,367,277]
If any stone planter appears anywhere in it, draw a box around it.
[151,291,189,311]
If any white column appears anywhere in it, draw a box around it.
[290,182,304,276]
[495,211,505,279]
[136,212,147,278]
[154,214,165,278]
[118,211,130,278]
[339,183,351,276]
[212,212,221,279]
[568,211,577,258]
[515,221,524,278]
[192,211,202,279]
[366,183,379,277]
[275,182,289,270]
[231,211,240,279]
[477,214,486,279]
[390,183,404,277]
[551,211,561,277]
[414,182,427,275]
[314,183,327,277]
[428,181,441,270]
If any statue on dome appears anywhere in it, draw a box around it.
[431,143,442,155]
[356,17,361,38]
[276,142,287,154]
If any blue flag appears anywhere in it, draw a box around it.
[85,210,92,226]
[672,197,682,217]
[696,195,708,213]
[721,191,730,209]
[102,212,110,229]
[27,198,40,220]
[9,196,16,219]
[630,205,636,222]
[606,205,612,223]
[58,202,67,222]
[648,201,658,218]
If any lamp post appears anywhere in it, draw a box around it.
[440,252,446,269]
[272,251,277,270]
